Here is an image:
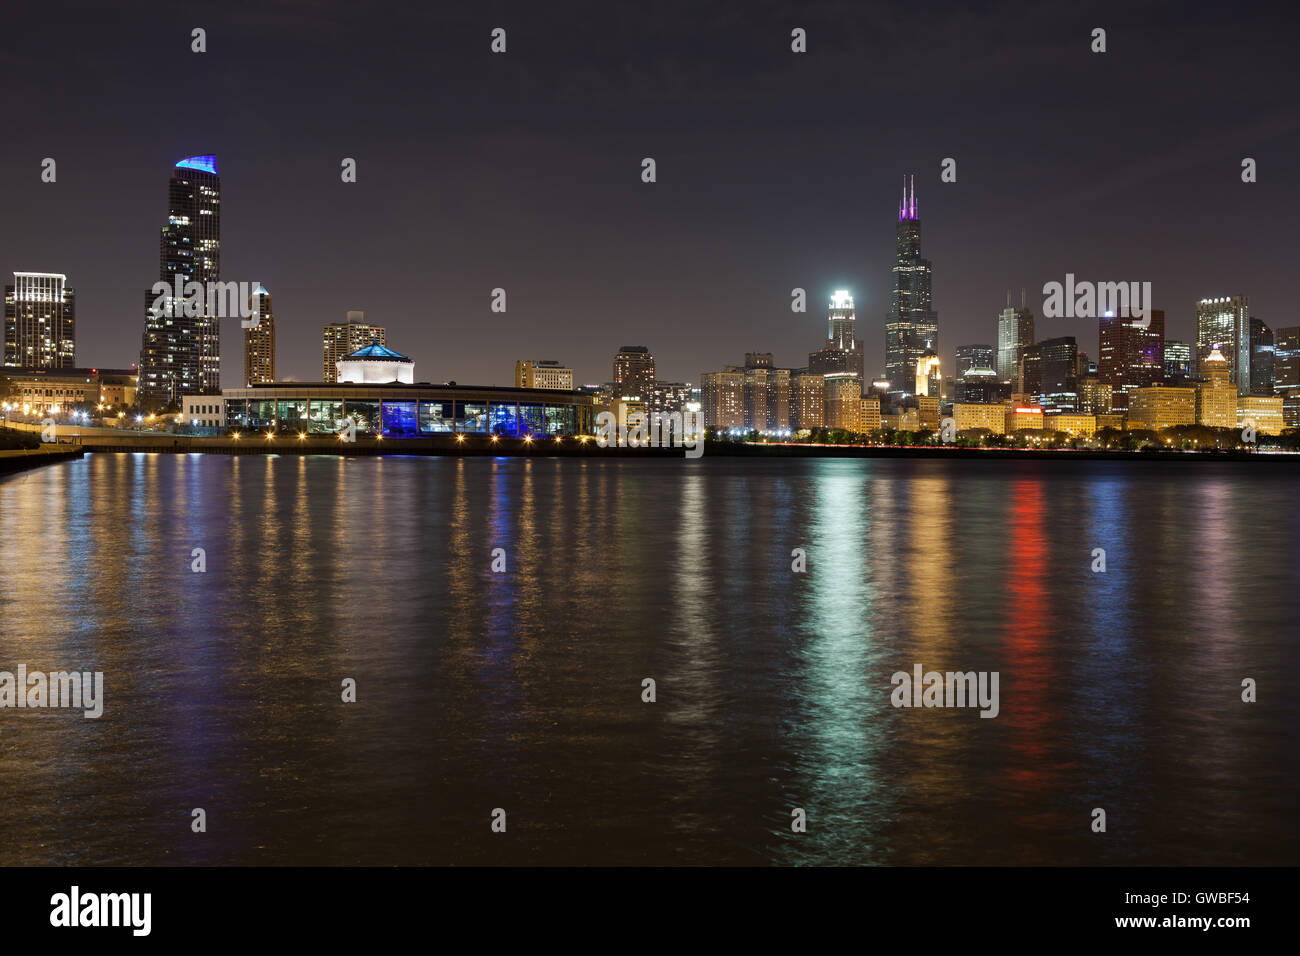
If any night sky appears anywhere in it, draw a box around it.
[2,1,1297,387]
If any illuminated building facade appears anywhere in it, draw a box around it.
[222,383,594,437]
[4,272,75,369]
[1248,317,1274,395]
[323,313,386,383]
[953,403,1006,435]
[1195,296,1248,392]
[1128,385,1195,429]
[3,367,136,412]
[336,340,414,384]
[515,360,574,390]
[859,396,882,433]
[824,373,864,431]
[702,367,744,429]
[613,345,656,401]
[243,284,275,385]
[884,178,939,401]
[997,294,1034,385]
[139,155,222,405]
[1196,348,1237,428]
[1045,413,1096,437]
[809,292,865,388]
[1098,308,1164,411]
[1237,395,1285,435]
[1005,405,1044,432]
[1020,336,1080,412]
[790,371,824,430]
[1164,340,1192,381]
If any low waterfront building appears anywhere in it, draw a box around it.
[220,382,595,437]
[1128,385,1195,429]
[1237,395,1285,435]
[953,403,1006,435]
[182,396,226,429]
[1045,413,1096,437]
[3,367,137,412]
[1005,405,1044,432]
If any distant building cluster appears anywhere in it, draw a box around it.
[695,178,1295,439]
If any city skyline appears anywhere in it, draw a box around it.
[1,3,1296,388]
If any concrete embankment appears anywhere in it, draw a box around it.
[0,445,85,477]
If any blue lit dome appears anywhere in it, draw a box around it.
[345,340,409,361]
[337,338,414,384]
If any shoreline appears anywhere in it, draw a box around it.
[51,433,1298,463]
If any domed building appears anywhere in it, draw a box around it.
[337,339,414,384]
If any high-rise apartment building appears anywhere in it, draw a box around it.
[790,370,825,431]
[139,155,222,405]
[883,178,939,401]
[613,346,655,400]
[243,284,275,385]
[4,272,75,369]
[323,313,386,383]
[701,367,744,429]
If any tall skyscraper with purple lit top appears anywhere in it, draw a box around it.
[884,176,939,403]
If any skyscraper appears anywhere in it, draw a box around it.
[1164,340,1192,381]
[808,291,866,388]
[1020,336,1081,412]
[827,290,857,350]
[1274,327,1300,391]
[323,312,386,383]
[883,177,938,402]
[996,292,1034,386]
[139,155,222,405]
[1248,317,1274,395]
[1195,296,1248,392]
[613,345,655,400]
[4,272,75,369]
[1098,309,1165,412]
[243,284,275,386]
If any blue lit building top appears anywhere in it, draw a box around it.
[175,155,218,175]
[346,340,410,361]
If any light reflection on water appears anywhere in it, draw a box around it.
[0,453,1296,865]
